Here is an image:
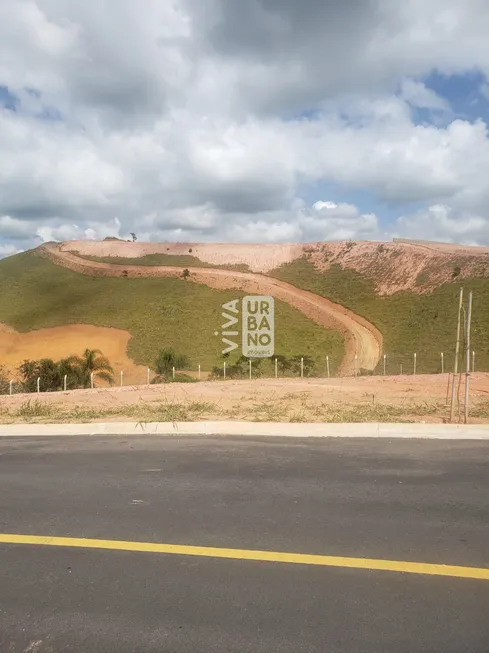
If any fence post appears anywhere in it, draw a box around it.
[249,359,252,380]
[147,368,150,385]
[354,354,358,377]
[472,350,475,373]
[383,354,386,376]
[37,377,40,393]
[198,364,201,380]
[441,352,444,375]
[400,364,403,375]
[223,361,226,379]
[64,374,67,391]
[274,358,278,379]
[172,366,175,380]
[300,357,304,379]
[90,372,94,389]
[9,380,13,396]
[120,371,123,387]
[464,291,473,424]
[326,356,330,378]
[413,353,417,376]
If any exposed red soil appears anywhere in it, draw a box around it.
[61,238,489,295]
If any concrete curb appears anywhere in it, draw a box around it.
[0,421,488,439]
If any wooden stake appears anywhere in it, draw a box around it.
[445,373,451,407]
[450,288,464,423]
[464,291,473,424]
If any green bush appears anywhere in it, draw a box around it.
[152,348,190,383]
[16,350,114,392]
[0,365,10,395]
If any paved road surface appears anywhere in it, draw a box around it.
[1,435,488,652]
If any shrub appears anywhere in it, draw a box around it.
[18,359,61,392]
[17,350,114,392]
[0,365,10,395]
[289,355,315,377]
[153,348,190,382]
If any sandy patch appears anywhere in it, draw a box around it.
[0,323,147,383]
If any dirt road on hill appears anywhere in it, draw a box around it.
[39,244,383,375]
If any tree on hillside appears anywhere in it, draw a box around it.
[182,268,190,280]
[18,358,62,392]
[57,356,85,389]
[152,348,190,383]
[130,232,137,242]
[73,349,115,388]
[16,351,114,392]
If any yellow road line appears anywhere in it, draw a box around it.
[0,533,488,581]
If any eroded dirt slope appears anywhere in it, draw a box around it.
[61,238,489,294]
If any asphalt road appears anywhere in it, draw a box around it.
[1,435,489,652]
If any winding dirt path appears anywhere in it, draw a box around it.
[39,244,383,375]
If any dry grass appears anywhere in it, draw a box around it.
[0,395,458,425]
[2,375,489,424]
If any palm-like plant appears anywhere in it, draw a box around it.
[73,349,115,388]
[57,355,85,389]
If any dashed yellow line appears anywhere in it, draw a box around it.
[0,533,488,581]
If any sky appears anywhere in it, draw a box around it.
[2,0,489,256]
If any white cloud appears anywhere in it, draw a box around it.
[302,201,379,241]
[36,217,124,242]
[399,79,449,111]
[395,204,489,245]
[0,243,23,259]
[1,1,489,247]
[0,215,34,240]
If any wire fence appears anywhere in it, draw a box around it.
[2,349,482,396]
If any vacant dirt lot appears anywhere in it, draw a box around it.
[2,373,488,424]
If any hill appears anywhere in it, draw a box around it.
[0,250,345,381]
[56,238,489,375]
[1,237,488,380]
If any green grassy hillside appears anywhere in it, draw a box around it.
[270,258,489,373]
[0,251,343,372]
